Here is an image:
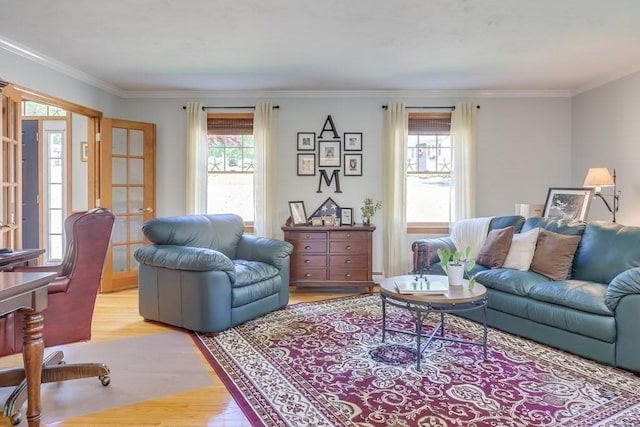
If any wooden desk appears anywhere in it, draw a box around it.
[0,272,57,426]
[0,249,45,271]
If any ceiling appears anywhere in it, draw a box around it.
[2,0,640,95]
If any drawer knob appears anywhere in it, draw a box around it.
[345,259,352,264]
[304,245,312,250]
[304,259,311,264]
[304,273,312,278]
[345,273,352,278]
[345,245,352,250]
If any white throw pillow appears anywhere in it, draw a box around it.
[502,227,540,271]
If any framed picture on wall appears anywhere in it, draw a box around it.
[318,140,341,167]
[344,154,362,176]
[297,132,316,151]
[542,187,594,221]
[297,153,315,176]
[344,132,362,151]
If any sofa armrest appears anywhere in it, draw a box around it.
[605,267,640,311]
[236,235,294,269]
[410,237,456,273]
[134,244,235,278]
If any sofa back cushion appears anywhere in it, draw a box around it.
[572,221,640,283]
[489,215,525,233]
[142,214,244,259]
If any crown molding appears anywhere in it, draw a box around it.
[0,36,124,97]
[122,88,571,99]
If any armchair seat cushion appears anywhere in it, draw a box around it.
[233,260,280,287]
[528,280,612,316]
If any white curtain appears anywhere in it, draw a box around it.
[382,102,408,277]
[451,102,478,221]
[185,102,208,214]
[254,103,278,238]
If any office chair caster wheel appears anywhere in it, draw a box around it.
[99,375,111,386]
[10,412,21,425]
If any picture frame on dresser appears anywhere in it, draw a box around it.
[340,208,353,226]
[542,187,594,221]
[288,201,308,225]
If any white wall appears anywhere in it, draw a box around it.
[2,48,584,274]
[571,71,640,226]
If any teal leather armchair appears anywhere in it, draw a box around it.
[134,214,293,332]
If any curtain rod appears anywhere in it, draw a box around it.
[182,105,280,110]
[381,105,480,110]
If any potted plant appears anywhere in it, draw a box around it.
[436,246,476,289]
[360,198,382,225]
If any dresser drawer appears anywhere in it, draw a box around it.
[330,230,368,241]
[290,239,327,254]
[291,254,326,268]
[329,240,368,254]
[291,268,328,281]
[329,254,367,269]
[329,268,369,282]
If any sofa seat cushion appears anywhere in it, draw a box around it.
[474,269,550,296]
[232,276,282,308]
[528,280,612,316]
[527,300,616,342]
[233,260,280,287]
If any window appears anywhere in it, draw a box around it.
[206,113,255,221]
[406,112,453,228]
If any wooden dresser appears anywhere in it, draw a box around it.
[282,225,375,294]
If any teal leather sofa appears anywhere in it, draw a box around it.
[412,216,640,373]
[134,214,293,333]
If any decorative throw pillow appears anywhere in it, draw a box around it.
[502,227,540,271]
[475,226,515,268]
[530,229,582,280]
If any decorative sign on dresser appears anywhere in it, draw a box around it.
[281,224,376,294]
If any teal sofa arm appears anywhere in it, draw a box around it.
[605,267,640,311]
[236,235,293,269]
[606,267,640,372]
[134,244,236,279]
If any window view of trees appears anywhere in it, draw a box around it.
[406,113,453,223]
[206,133,255,221]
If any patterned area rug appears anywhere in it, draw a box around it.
[192,294,640,426]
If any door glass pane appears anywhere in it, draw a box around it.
[129,188,143,215]
[49,210,62,234]
[130,130,143,156]
[49,183,63,209]
[112,158,127,184]
[112,127,127,155]
[49,234,63,259]
[129,215,143,241]
[129,158,144,184]
[112,187,127,214]
[49,159,63,183]
[112,216,127,244]
[113,246,127,272]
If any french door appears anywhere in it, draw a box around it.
[99,118,156,292]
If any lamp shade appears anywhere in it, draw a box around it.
[583,167,614,189]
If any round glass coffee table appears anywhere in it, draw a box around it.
[379,274,488,370]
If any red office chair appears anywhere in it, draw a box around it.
[0,208,115,425]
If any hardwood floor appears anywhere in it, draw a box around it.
[0,287,370,426]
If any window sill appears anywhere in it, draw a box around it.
[407,222,450,235]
